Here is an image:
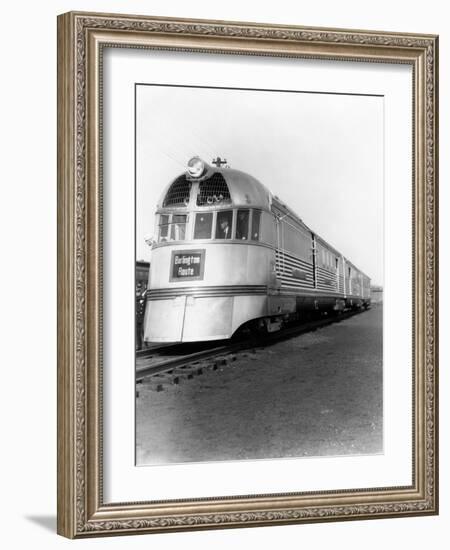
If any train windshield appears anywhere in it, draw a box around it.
[251,210,261,241]
[194,213,213,239]
[158,214,187,242]
[215,210,233,239]
[236,210,249,240]
[171,215,187,240]
[158,209,262,242]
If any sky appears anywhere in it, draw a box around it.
[136,84,384,285]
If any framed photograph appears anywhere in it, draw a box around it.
[57,11,438,538]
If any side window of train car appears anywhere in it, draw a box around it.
[170,214,187,241]
[194,213,213,239]
[251,210,261,241]
[236,210,249,240]
[215,210,233,239]
[158,214,170,242]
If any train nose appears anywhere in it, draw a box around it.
[144,296,186,342]
[144,295,234,342]
[181,295,233,341]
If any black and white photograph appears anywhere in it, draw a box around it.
[1,0,443,544]
[135,83,383,466]
[54,3,439,541]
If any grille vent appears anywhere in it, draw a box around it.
[163,176,192,207]
[197,173,231,206]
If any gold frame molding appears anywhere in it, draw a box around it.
[57,11,439,538]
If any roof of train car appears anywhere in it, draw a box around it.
[218,167,273,210]
[158,160,371,280]
[157,163,273,211]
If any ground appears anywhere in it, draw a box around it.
[136,305,383,465]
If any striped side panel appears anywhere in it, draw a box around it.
[276,250,347,296]
[275,250,314,290]
[338,274,345,293]
[316,266,338,292]
[147,285,267,300]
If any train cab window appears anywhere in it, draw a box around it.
[236,210,249,240]
[215,210,233,239]
[158,214,170,242]
[251,210,261,241]
[194,213,213,239]
[170,214,187,241]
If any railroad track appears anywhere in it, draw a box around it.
[136,342,179,357]
[136,308,365,384]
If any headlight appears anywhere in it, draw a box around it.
[187,156,205,178]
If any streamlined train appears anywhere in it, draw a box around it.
[143,156,371,343]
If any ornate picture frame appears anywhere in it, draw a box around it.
[57,11,438,538]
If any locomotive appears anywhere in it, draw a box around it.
[144,157,371,343]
